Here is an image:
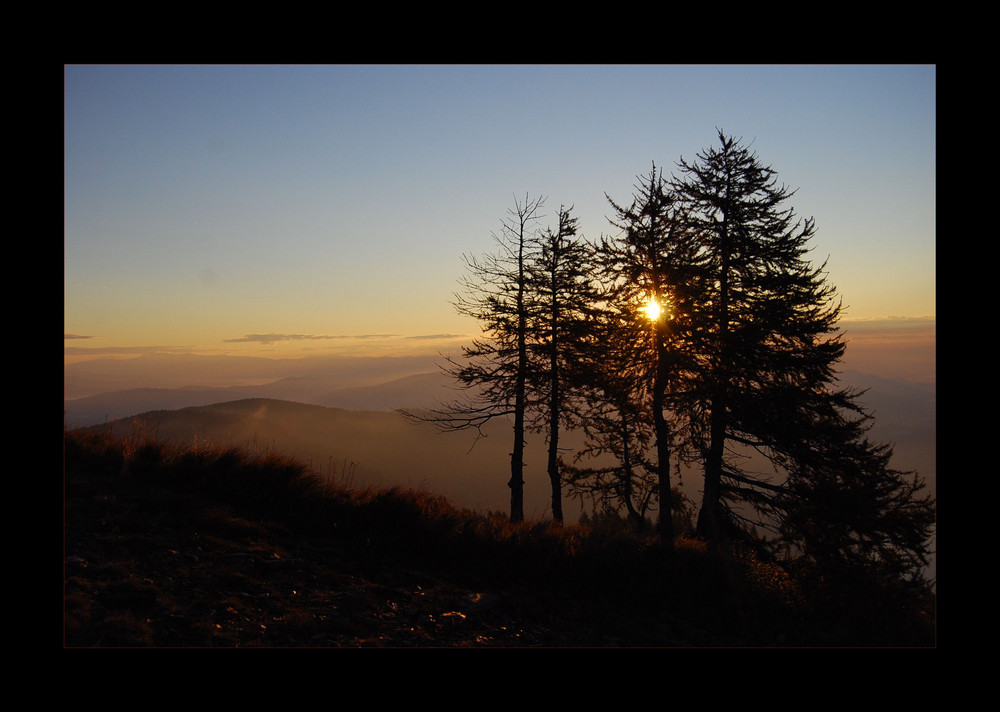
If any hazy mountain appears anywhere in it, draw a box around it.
[314,372,459,411]
[64,352,443,401]
[77,360,936,524]
[63,351,455,428]
[838,369,936,492]
[64,333,936,527]
[63,386,257,428]
[87,398,562,521]
[63,370,458,428]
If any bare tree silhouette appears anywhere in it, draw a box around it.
[403,195,545,523]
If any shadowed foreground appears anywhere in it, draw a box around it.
[63,429,934,647]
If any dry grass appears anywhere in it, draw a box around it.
[63,427,934,647]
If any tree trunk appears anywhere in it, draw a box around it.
[510,328,526,523]
[510,220,529,524]
[510,404,525,523]
[547,278,563,523]
[547,355,563,523]
[698,206,730,546]
[547,443,562,523]
[652,322,674,545]
[621,416,643,527]
[697,391,726,545]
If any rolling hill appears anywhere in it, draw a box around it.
[75,366,935,528]
[82,397,562,520]
[63,369,456,429]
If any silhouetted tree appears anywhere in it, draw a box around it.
[667,131,833,544]
[406,194,545,523]
[561,296,658,527]
[525,205,601,523]
[671,130,935,576]
[774,388,936,587]
[592,166,704,545]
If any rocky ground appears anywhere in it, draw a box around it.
[63,467,704,648]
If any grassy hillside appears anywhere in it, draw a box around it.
[75,397,579,522]
[63,427,935,647]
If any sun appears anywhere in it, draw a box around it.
[642,296,662,321]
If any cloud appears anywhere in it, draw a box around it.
[64,344,193,356]
[838,317,935,384]
[222,333,397,345]
[838,316,935,331]
[405,334,468,340]
[64,333,96,340]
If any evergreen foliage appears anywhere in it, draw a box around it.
[414,130,935,591]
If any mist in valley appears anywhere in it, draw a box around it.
[65,319,935,529]
[87,396,579,522]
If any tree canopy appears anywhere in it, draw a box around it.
[412,130,935,591]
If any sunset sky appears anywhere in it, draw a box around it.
[64,64,935,363]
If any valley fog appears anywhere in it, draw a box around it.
[64,318,936,525]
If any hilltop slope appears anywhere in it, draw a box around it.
[63,429,936,647]
[80,397,558,520]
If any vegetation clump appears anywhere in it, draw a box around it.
[64,428,935,647]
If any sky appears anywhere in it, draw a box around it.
[64,64,936,363]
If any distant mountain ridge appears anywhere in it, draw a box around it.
[64,352,444,401]
[63,371,456,428]
[71,362,936,525]
[64,336,936,526]
[81,396,549,520]
[65,366,931,434]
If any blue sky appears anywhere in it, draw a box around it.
[64,64,935,360]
